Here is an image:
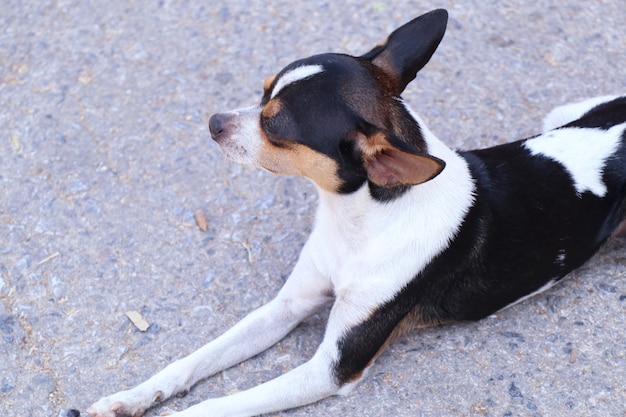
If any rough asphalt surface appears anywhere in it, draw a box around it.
[2,1,626,416]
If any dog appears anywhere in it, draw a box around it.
[88,9,626,417]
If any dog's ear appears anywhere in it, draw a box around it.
[353,130,445,188]
[362,9,448,95]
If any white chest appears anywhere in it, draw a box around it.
[308,148,475,299]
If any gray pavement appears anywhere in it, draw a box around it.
[1,1,625,416]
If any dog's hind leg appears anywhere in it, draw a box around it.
[611,218,626,237]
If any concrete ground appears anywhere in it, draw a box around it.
[1,1,625,416]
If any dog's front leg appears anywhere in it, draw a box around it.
[166,289,397,417]
[87,249,333,417]
[167,348,345,417]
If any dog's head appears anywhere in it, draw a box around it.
[209,9,448,197]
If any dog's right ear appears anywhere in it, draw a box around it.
[362,9,448,95]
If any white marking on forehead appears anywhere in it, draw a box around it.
[524,123,626,197]
[270,64,325,99]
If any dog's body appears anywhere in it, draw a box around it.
[88,9,626,417]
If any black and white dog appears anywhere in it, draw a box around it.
[89,9,626,417]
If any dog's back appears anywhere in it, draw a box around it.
[419,95,626,321]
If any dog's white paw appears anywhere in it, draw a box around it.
[87,389,157,417]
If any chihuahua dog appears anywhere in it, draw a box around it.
[88,9,626,417]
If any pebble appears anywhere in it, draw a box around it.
[508,382,524,399]
[58,409,80,417]
[1,377,14,393]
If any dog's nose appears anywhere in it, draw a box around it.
[209,114,225,141]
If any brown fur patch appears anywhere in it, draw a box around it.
[374,35,389,50]
[257,137,341,192]
[392,307,449,337]
[263,74,277,92]
[262,99,282,119]
[612,218,626,237]
[356,131,388,156]
[371,52,397,86]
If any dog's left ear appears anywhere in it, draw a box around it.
[362,9,448,95]
[354,130,445,188]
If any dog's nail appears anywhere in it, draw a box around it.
[175,389,189,398]
[152,390,164,403]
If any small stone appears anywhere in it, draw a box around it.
[508,382,523,399]
[78,69,94,84]
[57,409,81,417]
[12,62,29,75]
[595,283,617,293]
[194,210,208,232]
[1,376,14,393]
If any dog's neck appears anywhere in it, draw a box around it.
[313,108,476,254]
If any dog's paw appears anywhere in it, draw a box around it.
[87,390,150,417]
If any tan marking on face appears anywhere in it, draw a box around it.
[375,35,389,49]
[257,136,341,192]
[262,98,282,119]
[263,74,277,92]
[356,131,390,157]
